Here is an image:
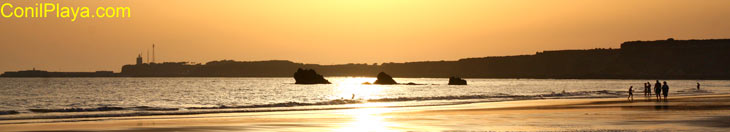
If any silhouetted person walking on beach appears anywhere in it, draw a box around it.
[654,80,662,101]
[644,82,651,97]
[697,82,701,90]
[628,86,634,101]
[662,81,669,101]
[646,82,652,96]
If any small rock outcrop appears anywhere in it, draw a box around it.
[373,72,398,84]
[293,68,331,84]
[448,76,467,85]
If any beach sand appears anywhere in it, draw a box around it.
[2,95,730,132]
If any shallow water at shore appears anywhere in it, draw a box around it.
[1,77,728,120]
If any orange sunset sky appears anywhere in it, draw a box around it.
[1,0,729,72]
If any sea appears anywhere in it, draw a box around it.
[1,77,728,121]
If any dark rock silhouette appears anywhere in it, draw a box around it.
[293,68,330,84]
[373,72,397,84]
[448,77,467,85]
[405,82,425,85]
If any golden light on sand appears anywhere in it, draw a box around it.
[334,77,385,100]
[335,108,399,132]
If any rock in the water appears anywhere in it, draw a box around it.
[293,68,331,84]
[373,72,398,84]
[448,76,467,85]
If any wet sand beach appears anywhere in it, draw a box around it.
[2,94,730,132]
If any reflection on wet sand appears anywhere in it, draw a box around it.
[335,108,397,132]
[3,95,730,132]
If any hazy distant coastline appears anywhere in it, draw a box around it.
[3,38,730,79]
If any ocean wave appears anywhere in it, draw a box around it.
[29,106,125,113]
[0,90,633,122]
[12,90,625,114]
[131,106,180,111]
[0,110,19,115]
[19,90,619,114]
[369,90,623,102]
[186,99,362,110]
[25,106,181,113]
[184,90,622,110]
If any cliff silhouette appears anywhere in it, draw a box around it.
[114,38,730,79]
[4,38,730,79]
[0,70,115,77]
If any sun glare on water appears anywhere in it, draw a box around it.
[333,77,386,100]
[329,78,406,131]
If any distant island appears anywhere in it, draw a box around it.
[3,38,730,79]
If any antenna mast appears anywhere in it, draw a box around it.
[152,44,156,63]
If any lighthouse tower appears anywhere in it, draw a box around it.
[136,54,143,65]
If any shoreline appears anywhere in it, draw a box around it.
[0,89,637,121]
[2,94,730,131]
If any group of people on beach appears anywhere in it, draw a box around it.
[628,80,669,101]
